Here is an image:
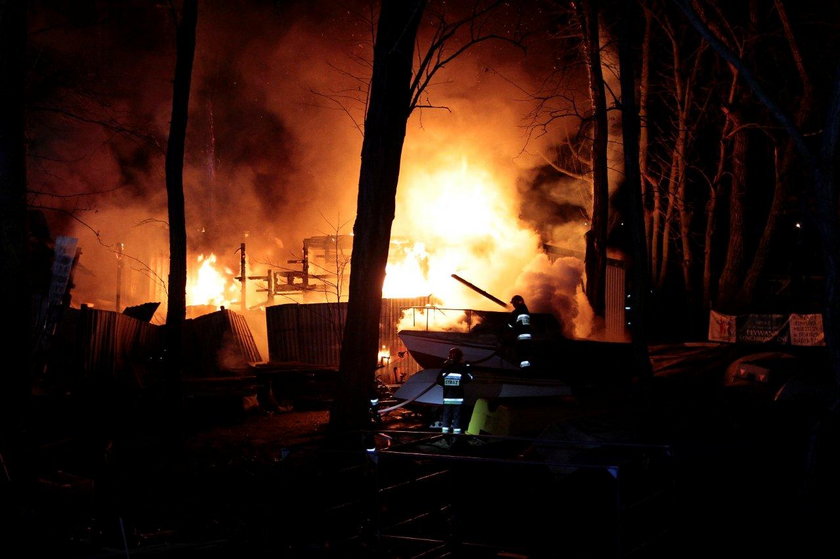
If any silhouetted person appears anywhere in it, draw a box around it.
[436,347,473,436]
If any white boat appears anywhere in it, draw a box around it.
[394,309,634,408]
[397,309,628,376]
[391,367,574,406]
[395,330,519,372]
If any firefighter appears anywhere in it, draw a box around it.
[508,294,533,371]
[436,347,474,436]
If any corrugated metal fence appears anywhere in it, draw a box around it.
[47,306,163,388]
[265,297,431,381]
[46,306,263,388]
[182,308,263,377]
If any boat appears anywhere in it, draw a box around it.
[395,329,519,372]
[397,309,566,370]
[391,367,574,406]
[393,308,636,407]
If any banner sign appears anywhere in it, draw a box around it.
[708,310,737,343]
[789,313,826,346]
[33,236,80,368]
[708,310,825,346]
[737,313,789,344]
[48,236,78,306]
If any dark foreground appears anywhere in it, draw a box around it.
[3,346,840,558]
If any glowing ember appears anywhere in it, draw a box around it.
[377,345,391,366]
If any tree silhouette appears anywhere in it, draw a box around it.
[330,0,427,438]
[330,0,524,437]
[162,0,197,445]
[0,0,31,494]
[674,0,840,397]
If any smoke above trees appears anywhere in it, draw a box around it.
[27,0,596,333]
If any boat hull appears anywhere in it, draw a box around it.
[397,330,519,371]
[392,367,573,406]
[397,310,637,391]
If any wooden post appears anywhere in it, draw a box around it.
[240,242,246,312]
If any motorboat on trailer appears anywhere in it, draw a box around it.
[391,367,575,406]
[396,329,519,372]
[393,308,635,406]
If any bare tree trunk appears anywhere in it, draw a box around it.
[618,0,653,387]
[650,162,662,278]
[701,175,717,308]
[655,15,702,298]
[716,105,747,309]
[576,0,609,319]
[684,1,753,311]
[675,48,705,302]
[165,0,197,338]
[639,7,653,258]
[330,1,426,438]
[702,73,739,309]
[736,0,814,304]
[0,0,30,492]
[675,0,840,426]
[163,0,197,443]
[655,150,677,288]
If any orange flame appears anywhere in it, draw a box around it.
[384,157,542,306]
[186,253,237,307]
[377,345,391,366]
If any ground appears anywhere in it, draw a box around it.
[4,351,840,558]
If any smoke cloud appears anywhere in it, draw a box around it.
[28,0,603,339]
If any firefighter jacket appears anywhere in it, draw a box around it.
[510,302,533,342]
[509,301,534,369]
[436,360,474,405]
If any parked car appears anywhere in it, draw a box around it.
[723,347,833,407]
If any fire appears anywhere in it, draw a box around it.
[186,253,237,307]
[396,305,474,332]
[377,345,391,367]
[383,241,432,298]
[384,157,541,305]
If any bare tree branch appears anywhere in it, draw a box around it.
[672,0,811,162]
[29,104,163,152]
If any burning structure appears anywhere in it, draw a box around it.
[25,1,644,420]
[29,2,621,348]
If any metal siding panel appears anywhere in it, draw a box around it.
[225,309,263,363]
[186,310,228,376]
[265,298,430,377]
[46,307,81,383]
[49,307,163,386]
[379,297,428,380]
[266,304,301,363]
[298,303,343,367]
[79,307,95,377]
[134,320,163,359]
[113,312,139,374]
[606,262,626,341]
[182,309,261,376]
[87,308,116,380]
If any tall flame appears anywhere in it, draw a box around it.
[186,253,236,307]
[384,156,541,306]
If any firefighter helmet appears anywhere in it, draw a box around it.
[510,294,525,306]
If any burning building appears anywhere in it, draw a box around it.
[29,1,632,381]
